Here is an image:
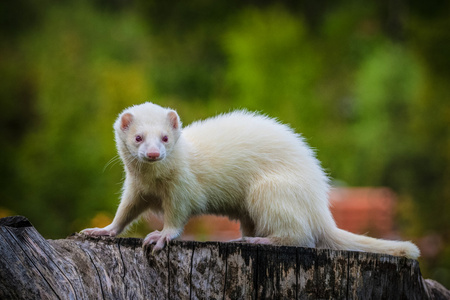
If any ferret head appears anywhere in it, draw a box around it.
[114,102,182,163]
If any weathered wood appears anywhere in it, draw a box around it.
[224,242,257,299]
[0,216,449,299]
[190,242,227,299]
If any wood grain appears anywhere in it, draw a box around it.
[0,216,448,299]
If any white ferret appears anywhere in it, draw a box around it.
[82,102,420,259]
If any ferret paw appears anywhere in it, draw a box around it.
[230,237,272,245]
[81,226,117,237]
[228,237,246,243]
[143,229,180,253]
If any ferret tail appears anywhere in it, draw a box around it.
[321,228,420,260]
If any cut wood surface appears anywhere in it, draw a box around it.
[0,216,449,299]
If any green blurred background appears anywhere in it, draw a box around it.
[1,0,449,287]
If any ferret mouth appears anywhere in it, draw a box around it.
[141,156,164,163]
[143,158,162,163]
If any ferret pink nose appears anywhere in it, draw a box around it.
[146,151,160,159]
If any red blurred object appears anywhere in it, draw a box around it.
[329,187,396,238]
[182,215,241,241]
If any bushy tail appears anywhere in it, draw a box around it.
[321,228,420,259]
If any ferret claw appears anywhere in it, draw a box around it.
[144,229,180,254]
[143,230,166,253]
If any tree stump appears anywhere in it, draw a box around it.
[0,216,449,299]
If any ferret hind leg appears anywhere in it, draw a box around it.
[245,176,317,248]
[228,215,256,243]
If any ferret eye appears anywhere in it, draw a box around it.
[162,136,169,143]
[135,135,143,143]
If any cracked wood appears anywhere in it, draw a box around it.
[0,216,449,300]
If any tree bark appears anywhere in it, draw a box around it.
[0,216,448,299]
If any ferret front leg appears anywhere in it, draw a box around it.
[82,188,148,237]
[143,227,183,251]
[143,215,186,251]
[143,193,191,251]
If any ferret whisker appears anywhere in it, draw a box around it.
[103,155,121,173]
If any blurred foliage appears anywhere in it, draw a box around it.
[0,0,449,287]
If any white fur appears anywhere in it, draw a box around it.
[82,102,420,259]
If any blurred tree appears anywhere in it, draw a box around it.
[223,7,321,122]
[349,44,422,187]
[0,0,46,230]
[406,0,450,285]
[8,2,153,237]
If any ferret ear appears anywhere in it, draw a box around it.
[168,110,181,130]
[120,113,134,131]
